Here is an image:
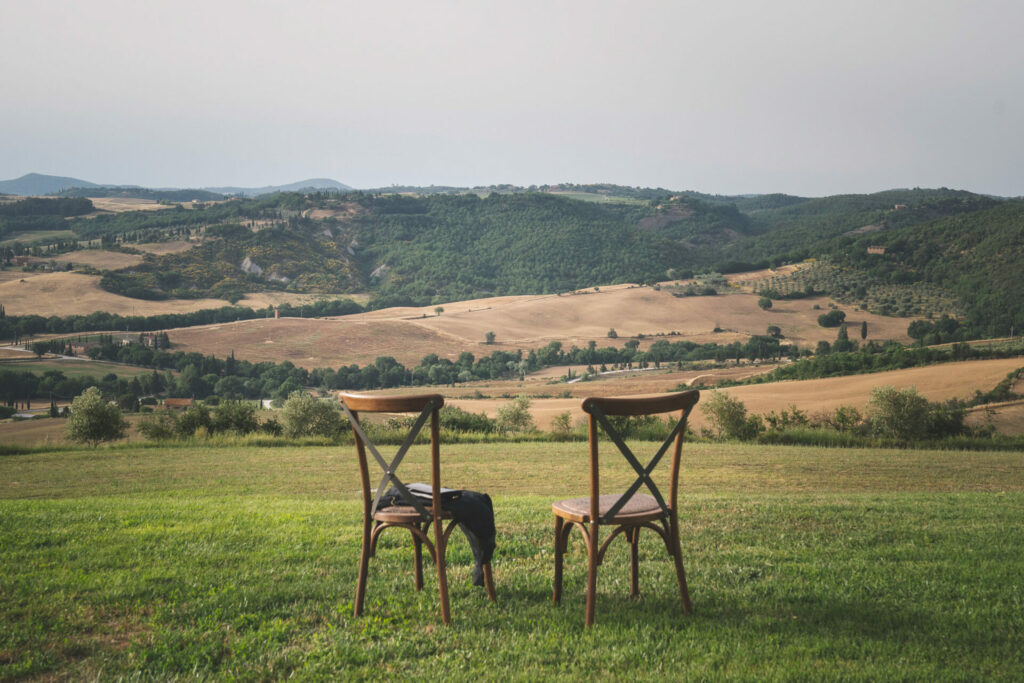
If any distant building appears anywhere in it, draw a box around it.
[893,204,908,210]
[163,398,194,410]
[867,246,887,255]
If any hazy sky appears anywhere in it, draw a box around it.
[2,0,1022,196]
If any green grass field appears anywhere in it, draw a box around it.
[2,442,1023,680]
[0,230,78,247]
[0,357,160,379]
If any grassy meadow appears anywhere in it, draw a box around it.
[2,441,1023,680]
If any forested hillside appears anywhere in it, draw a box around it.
[2,184,1021,338]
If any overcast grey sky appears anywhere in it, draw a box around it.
[2,0,1022,196]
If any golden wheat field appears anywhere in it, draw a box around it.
[0,272,324,317]
[166,286,914,368]
[445,357,1024,431]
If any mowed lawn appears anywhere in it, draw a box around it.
[2,442,1023,680]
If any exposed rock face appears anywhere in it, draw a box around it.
[240,257,263,275]
[370,263,390,279]
[267,272,291,283]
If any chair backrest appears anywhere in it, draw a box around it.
[581,390,700,523]
[339,392,446,521]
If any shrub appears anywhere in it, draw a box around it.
[281,391,344,438]
[176,404,212,438]
[439,404,495,433]
[137,411,179,441]
[867,386,929,441]
[817,310,846,327]
[701,390,763,441]
[65,387,129,447]
[212,400,260,435]
[758,297,772,310]
[496,396,535,433]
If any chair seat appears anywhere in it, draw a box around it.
[374,505,455,524]
[552,493,666,524]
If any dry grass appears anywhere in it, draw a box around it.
[167,287,915,369]
[50,250,143,270]
[86,197,173,213]
[444,357,1024,431]
[0,272,327,317]
[132,240,196,255]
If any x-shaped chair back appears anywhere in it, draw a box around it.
[582,391,699,524]
[340,392,445,520]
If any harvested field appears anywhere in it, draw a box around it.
[50,249,143,270]
[0,271,329,317]
[722,263,803,285]
[445,357,1024,432]
[966,400,1024,435]
[133,240,196,255]
[168,286,915,370]
[87,197,172,213]
[168,317,473,367]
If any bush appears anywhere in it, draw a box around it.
[758,297,772,310]
[176,404,212,438]
[212,400,260,435]
[281,391,344,438]
[65,387,129,447]
[137,411,179,441]
[496,396,535,433]
[439,405,495,433]
[701,390,763,441]
[817,310,846,327]
[867,386,929,441]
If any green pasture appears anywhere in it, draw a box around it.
[546,191,645,205]
[0,357,159,379]
[0,230,77,247]
[2,442,1023,680]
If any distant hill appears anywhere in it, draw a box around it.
[0,173,100,196]
[4,179,1020,340]
[203,178,352,197]
[0,173,351,199]
[56,186,225,202]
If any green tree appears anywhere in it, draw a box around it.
[485,331,496,344]
[833,324,855,353]
[757,296,772,310]
[496,395,535,433]
[607,328,618,338]
[434,306,444,316]
[700,390,762,440]
[65,387,128,447]
[817,310,846,327]
[281,390,343,438]
[137,411,179,441]
[212,400,260,434]
[551,411,573,435]
[860,320,868,340]
[867,386,929,441]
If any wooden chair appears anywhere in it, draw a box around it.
[552,390,700,626]
[339,392,496,625]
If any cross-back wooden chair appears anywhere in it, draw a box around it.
[339,392,496,625]
[552,390,700,626]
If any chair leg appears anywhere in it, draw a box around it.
[412,528,424,591]
[585,522,598,627]
[670,515,693,614]
[434,516,451,624]
[629,526,640,600]
[483,563,497,602]
[354,518,372,617]
[553,516,565,604]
